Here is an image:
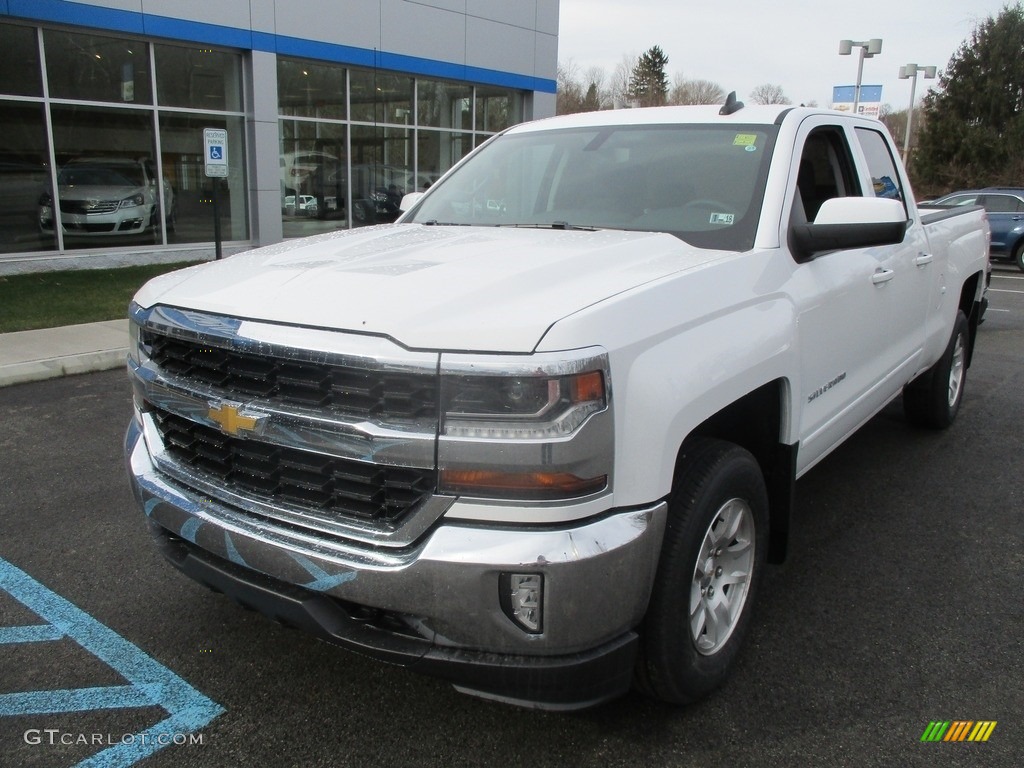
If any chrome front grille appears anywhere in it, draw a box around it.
[130,304,451,546]
[145,332,437,419]
[60,199,119,214]
[153,408,435,524]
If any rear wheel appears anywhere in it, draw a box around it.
[635,438,768,704]
[1014,242,1024,273]
[903,310,969,429]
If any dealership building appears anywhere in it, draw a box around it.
[0,0,558,273]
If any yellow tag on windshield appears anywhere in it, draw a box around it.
[733,134,758,146]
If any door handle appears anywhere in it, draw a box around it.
[914,253,934,267]
[871,268,895,285]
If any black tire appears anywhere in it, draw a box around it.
[635,438,768,705]
[903,310,969,429]
[1014,242,1024,273]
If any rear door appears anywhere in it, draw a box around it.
[977,192,1024,255]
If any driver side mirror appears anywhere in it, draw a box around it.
[791,196,909,262]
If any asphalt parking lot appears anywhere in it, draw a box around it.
[0,265,1021,767]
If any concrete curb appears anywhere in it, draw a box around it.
[0,320,129,388]
[0,349,127,387]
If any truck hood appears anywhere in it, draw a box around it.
[135,224,726,352]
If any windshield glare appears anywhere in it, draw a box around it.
[406,123,777,251]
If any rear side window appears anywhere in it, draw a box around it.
[855,127,905,209]
[980,194,1024,213]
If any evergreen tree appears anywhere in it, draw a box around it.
[913,3,1024,193]
[629,45,669,107]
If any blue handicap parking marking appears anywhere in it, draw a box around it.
[0,556,224,767]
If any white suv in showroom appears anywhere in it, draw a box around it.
[39,157,174,239]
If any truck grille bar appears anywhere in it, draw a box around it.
[153,408,435,524]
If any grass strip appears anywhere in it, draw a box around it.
[0,262,199,333]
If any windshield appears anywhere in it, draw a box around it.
[406,123,778,251]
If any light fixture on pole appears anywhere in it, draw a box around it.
[898,63,937,167]
[839,38,883,114]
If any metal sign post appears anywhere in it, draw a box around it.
[203,128,228,259]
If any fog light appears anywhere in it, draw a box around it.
[501,573,543,633]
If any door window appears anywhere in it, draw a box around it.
[854,127,905,208]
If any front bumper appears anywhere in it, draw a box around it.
[126,418,667,709]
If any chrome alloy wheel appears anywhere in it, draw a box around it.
[947,331,966,408]
[689,498,756,655]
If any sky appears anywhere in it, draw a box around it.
[557,0,1011,110]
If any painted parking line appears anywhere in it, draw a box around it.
[0,556,223,767]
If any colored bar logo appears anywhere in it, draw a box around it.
[921,721,997,742]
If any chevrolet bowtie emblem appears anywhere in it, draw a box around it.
[208,402,265,436]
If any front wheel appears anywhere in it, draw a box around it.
[635,438,768,705]
[1014,242,1024,273]
[902,310,969,429]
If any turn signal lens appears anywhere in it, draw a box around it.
[440,469,607,500]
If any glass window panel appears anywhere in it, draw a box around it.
[418,128,472,186]
[155,44,242,111]
[44,30,151,104]
[350,125,410,227]
[0,102,53,253]
[280,119,347,238]
[982,194,1022,214]
[349,70,412,124]
[417,78,472,130]
[0,23,42,97]
[854,127,905,206]
[277,57,346,120]
[475,87,522,133]
[48,105,162,249]
[158,113,249,243]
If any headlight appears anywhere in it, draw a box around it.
[120,193,146,208]
[438,350,612,501]
[443,370,605,439]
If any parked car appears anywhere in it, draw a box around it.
[283,194,319,216]
[39,157,174,239]
[928,188,1024,271]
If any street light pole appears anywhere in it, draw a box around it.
[899,63,937,168]
[839,39,883,114]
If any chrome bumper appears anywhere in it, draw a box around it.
[126,417,666,680]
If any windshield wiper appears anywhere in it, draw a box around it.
[493,222,601,232]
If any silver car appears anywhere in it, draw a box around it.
[39,158,174,238]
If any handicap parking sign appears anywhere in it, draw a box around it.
[203,127,228,177]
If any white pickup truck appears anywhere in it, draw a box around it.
[125,100,989,710]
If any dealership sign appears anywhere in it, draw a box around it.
[831,85,883,118]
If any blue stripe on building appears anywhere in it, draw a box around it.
[3,0,557,93]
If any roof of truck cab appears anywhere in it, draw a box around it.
[505,104,812,133]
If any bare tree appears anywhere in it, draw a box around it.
[669,72,725,105]
[609,53,637,108]
[556,60,586,114]
[749,83,792,105]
